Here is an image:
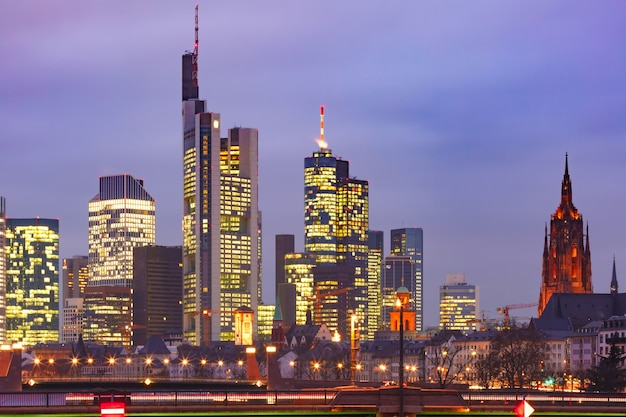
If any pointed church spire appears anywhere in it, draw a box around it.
[273,293,283,322]
[561,153,572,206]
[611,256,618,295]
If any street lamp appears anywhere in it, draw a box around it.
[350,313,359,385]
[396,293,405,417]
[266,346,277,386]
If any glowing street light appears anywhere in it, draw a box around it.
[396,288,407,417]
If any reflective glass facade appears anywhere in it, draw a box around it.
[381,256,415,329]
[439,274,478,331]
[62,255,88,300]
[304,145,369,340]
[304,150,338,264]
[367,231,383,339]
[86,174,155,345]
[391,228,424,332]
[5,218,59,346]
[88,175,155,287]
[182,93,260,344]
[284,252,316,325]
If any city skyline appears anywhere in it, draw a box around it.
[2,2,626,328]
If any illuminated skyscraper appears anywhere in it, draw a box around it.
[381,256,414,329]
[60,255,88,344]
[62,256,88,301]
[304,106,369,340]
[439,273,479,332]
[284,252,316,325]
[181,10,260,344]
[86,174,155,345]
[304,147,340,265]
[390,228,424,332]
[0,197,6,344]
[538,154,592,316]
[5,218,59,345]
[366,230,383,339]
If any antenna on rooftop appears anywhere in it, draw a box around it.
[192,4,199,88]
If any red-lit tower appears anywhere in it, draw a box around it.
[538,154,592,316]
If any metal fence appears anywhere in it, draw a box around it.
[462,390,626,408]
[0,390,339,409]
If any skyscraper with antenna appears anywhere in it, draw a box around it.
[182,6,260,345]
[304,106,370,340]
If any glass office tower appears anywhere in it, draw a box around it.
[86,174,155,345]
[5,218,59,345]
[367,230,383,339]
[439,273,479,332]
[303,115,369,340]
[181,44,260,345]
[390,228,424,332]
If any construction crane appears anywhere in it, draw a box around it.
[307,287,352,324]
[186,309,226,346]
[497,303,538,328]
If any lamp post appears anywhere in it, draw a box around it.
[396,295,405,417]
[350,314,358,385]
[266,346,277,387]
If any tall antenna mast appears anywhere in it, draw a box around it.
[319,105,327,150]
[192,4,199,88]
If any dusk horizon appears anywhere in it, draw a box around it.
[2,1,626,329]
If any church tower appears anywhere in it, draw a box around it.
[538,154,592,316]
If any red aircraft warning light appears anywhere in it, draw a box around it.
[100,402,126,417]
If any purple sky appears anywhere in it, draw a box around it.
[2,1,626,328]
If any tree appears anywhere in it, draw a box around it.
[586,334,626,392]
[426,333,477,388]
[490,326,547,388]
[474,350,501,389]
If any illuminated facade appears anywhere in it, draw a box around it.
[62,255,88,301]
[303,109,369,340]
[366,231,383,339]
[256,303,275,342]
[88,175,155,287]
[182,43,260,344]
[5,218,59,345]
[381,256,415,329]
[60,255,88,345]
[304,148,340,265]
[439,273,479,332]
[539,154,592,316]
[61,297,84,344]
[0,197,5,344]
[284,252,316,325]
[390,228,424,332]
[86,174,155,345]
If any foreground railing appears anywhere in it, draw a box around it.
[0,390,339,408]
[462,390,626,408]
